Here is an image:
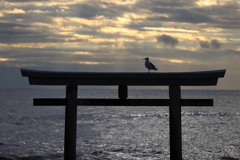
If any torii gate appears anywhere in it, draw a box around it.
[21,68,226,160]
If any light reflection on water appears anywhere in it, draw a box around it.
[0,89,239,160]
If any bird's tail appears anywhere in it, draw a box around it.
[154,68,158,71]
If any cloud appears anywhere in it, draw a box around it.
[197,39,223,49]
[136,1,215,24]
[149,7,215,24]
[0,22,67,44]
[68,3,102,19]
[223,0,240,9]
[137,0,240,30]
[173,9,214,24]
[0,0,239,90]
[4,0,48,1]
[199,40,210,49]
[210,39,222,49]
[136,0,196,8]
[156,34,179,48]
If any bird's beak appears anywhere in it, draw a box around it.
[143,58,145,60]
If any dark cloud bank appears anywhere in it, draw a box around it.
[197,39,223,49]
[156,34,179,48]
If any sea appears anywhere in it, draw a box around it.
[0,89,239,160]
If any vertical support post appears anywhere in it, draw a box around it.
[64,85,78,160]
[169,85,182,160]
[118,85,128,99]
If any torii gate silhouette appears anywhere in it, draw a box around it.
[21,68,226,160]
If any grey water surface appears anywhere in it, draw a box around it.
[0,89,239,160]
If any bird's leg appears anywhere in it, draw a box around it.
[148,70,150,73]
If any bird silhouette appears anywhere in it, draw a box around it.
[143,57,158,73]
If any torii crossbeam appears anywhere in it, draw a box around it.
[21,69,226,160]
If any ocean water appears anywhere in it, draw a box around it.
[0,89,239,160]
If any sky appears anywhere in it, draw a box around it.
[0,0,239,89]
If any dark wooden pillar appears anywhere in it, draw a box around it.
[169,85,182,160]
[64,85,78,160]
[118,85,128,99]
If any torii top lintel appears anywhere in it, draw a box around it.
[21,69,226,86]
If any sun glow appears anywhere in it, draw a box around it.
[77,61,112,65]
[101,27,138,35]
[144,27,199,33]
[0,58,9,61]
[8,43,58,48]
[3,9,25,14]
[156,58,192,64]
[197,0,218,6]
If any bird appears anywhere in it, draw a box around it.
[143,57,158,73]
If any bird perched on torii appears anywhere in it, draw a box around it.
[143,57,158,73]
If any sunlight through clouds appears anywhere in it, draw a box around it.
[144,27,199,33]
[77,61,113,65]
[196,0,218,6]
[3,8,26,14]
[157,58,188,64]
[0,58,10,61]
[0,0,240,89]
